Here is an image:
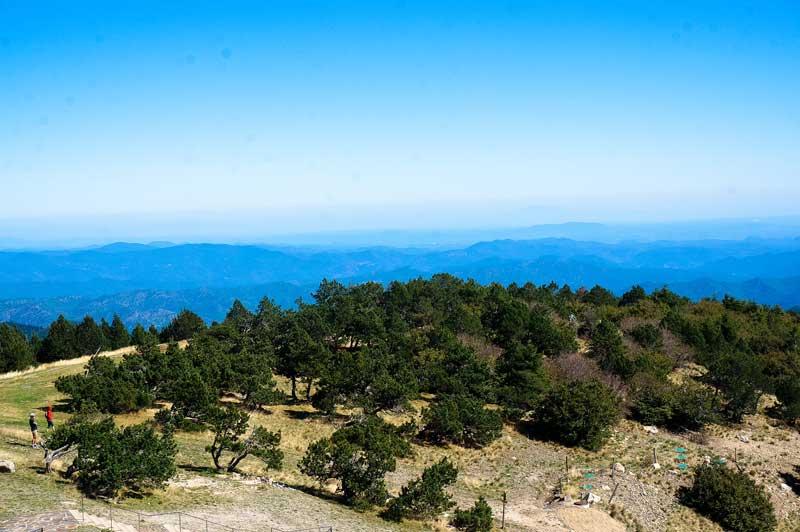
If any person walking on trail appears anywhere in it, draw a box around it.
[45,405,54,430]
[29,413,40,447]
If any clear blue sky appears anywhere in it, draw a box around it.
[1,1,799,239]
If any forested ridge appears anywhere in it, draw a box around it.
[5,274,799,531]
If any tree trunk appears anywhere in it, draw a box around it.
[306,380,313,401]
[290,376,298,401]
[44,444,73,473]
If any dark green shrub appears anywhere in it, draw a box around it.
[0,323,36,372]
[495,342,548,419]
[47,417,176,498]
[530,381,621,451]
[620,285,647,307]
[631,378,721,431]
[382,458,458,522]
[451,497,494,532]
[420,395,502,448]
[205,405,282,473]
[332,415,413,459]
[55,356,152,414]
[300,423,399,508]
[630,323,663,349]
[681,464,776,532]
[589,320,634,379]
[159,309,207,341]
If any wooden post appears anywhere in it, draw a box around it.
[565,455,569,474]
[734,448,737,463]
[609,482,620,505]
[501,492,507,529]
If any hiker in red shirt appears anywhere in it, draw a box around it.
[45,404,54,430]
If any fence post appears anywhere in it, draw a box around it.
[178,512,182,532]
[501,491,507,529]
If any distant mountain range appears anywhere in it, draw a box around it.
[1,234,800,327]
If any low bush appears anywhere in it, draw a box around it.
[55,356,152,414]
[681,464,776,532]
[382,458,458,522]
[529,381,621,451]
[47,417,176,498]
[419,395,502,448]
[451,497,494,532]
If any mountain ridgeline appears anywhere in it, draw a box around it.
[1,237,800,328]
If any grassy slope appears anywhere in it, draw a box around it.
[2,348,800,532]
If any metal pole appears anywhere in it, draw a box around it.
[501,491,507,529]
[206,518,209,532]
[81,496,85,522]
[653,446,658,465]
[179,513,182,532]
[110,507,113,531]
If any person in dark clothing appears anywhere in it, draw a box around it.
[29,413,40,447]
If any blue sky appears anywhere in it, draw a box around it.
[1,1,799,238]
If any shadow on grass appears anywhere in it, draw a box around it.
[48,400,73,414]
[281,482,345,505]
[284,408,348,422]
[177,464,217,474]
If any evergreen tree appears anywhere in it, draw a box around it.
[681,464,776,532]
[0,323,36,372]
[451,497,494,532]
[107,314,130,349]
[531,381,621,451]
[420,395,502,448]
[47,417,177,498]
[620,285,647,307]
[74,315,107,355]
[38,315,78,362]
[160,309,207,341]
[382,458,458,522]
[495,341,548,419]
[205,405,283,473]
[223,299,254,333]
[130,323,153,346]
[589,320,633,379]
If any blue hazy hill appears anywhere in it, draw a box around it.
[2,231,800,327]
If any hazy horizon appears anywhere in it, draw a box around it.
[2,213,800,250]
[3,1,799,234]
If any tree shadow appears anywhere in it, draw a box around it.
[780,466,800,496]
[48,400,73,414]
[177,464,217,474]
[284,408,348,422]
[279,481,344,504]
[5,440,33,448]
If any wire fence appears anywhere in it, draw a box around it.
[76,497,332,532]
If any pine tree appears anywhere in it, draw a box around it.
[75,315,107,355]
[0,323,36,372]
[38,315,78,362]
[108,314,130,349]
